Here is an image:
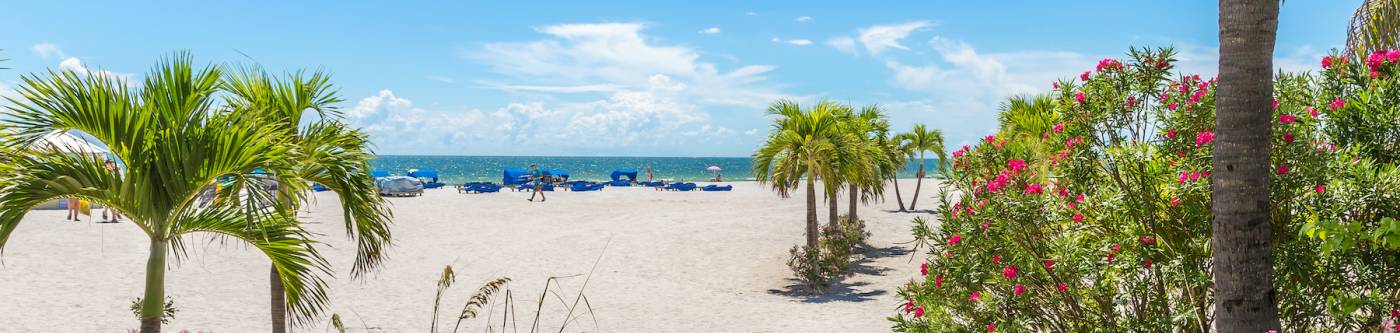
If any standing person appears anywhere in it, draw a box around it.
[645,165,653,182]
[101,159,123,222]
[65,198,80,221]
[528,164,546,202]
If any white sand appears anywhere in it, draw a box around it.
[0,179,942,332]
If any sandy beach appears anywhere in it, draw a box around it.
[0,179,939,332]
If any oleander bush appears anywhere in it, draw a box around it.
[892,47,1400,332]
[787,216,870,294]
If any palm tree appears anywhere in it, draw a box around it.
[899,124,946,211]
[753,99,850,248]
[1347,0,1400,58]
[884,130,915,212]
[842,105,890,224]
[0,54,332,332]
[222,66,393,333]
[1214,0,1283,331]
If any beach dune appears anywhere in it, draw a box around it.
[0,179,936,332]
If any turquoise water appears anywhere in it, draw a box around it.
[370,155,940,184]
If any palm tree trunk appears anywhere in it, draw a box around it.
[892,177,907,211]
[828,191,839,228]
[1213,0,1283,331]
[270,265,287,333]
[910,154,926,210]
[139,239,167,333]
[805,177,819,248]
[847,184,859,223]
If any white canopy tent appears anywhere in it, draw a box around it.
[29,132,109,157]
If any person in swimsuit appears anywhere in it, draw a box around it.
[528,164,546,202]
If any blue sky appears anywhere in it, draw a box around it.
[0,1,1353,156]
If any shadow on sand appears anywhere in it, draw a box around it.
[767,244,911,303]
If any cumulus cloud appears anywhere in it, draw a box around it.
[699,27,721,34]
[57,56,136,83]
[858,21,931,55]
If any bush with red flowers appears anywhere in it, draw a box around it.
[891,47,1400,332]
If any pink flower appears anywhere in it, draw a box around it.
[1008,159,1028,173]
[1322,55,1333,69]
[1002,265,1019,279]
[1045,259,1055,270]
[1391,308,1398,317]
[1125,95,1137,108]
[1140,236,1156,245]
[1145,259,1154,269]
[985,135,997,144]
[1307,106,1319,117]
[1167,129,1177,139]
[1179,171,1189,184]
[1277,164,1290,175]
[1190,171,1201,181]
[1013,284,1026,296]
[1196,131,1215,146]
[1075,92,1087,104]
[914,306,925,317]
[1329,98,1345,110]
[970,291,981,301]
[1081,71,1091,81]
[1272,98,1279,110]
[1072,213,1084,223]
[1170,197,1181,207]
[1316,185,1326,193]
[1052,81,1060,89]
[1057,185,1069,197]
[1167,102,1178,110]
[993,255,1002,265]
[988,322,997,332]
[905,299,913,313]
[1112,244,1122,251]
[1159,92,1170,102]
[921,262,928,276]
[1279,114,1296,124]
[1053,122,1065,133]
[949,234,962,246]
[1057,282,1068,292]
[1283,132,1295,143]
[1024,183,1044,195]
[981,220,992,230]
[1107,253,1116,263]
[1074,194,1086,202]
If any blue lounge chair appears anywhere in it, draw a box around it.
[458,183,501,193]
[572,183,606,192]
[702,185,733,191]
[609,180,632,187]
[312,183,330,192]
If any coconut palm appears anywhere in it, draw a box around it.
[1214,0,1283,331]
[753,99,852,248]
[221,66,392,333]
[841,105,891,224]
[1347,0,1400,59]
[899,124,946,211]
[884,130,915,212]
[0,54,332,332]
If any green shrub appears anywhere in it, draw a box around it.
[787,217,870,294]
[891,47,1400,332]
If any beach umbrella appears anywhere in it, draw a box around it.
[707,165,721,172]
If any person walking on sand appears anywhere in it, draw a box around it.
[101,159,123,222]
[65,198,80,221]
[528,164,547,202]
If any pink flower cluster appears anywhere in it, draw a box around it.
[1095,58,1123,72]
[1365,49,1400,77]
[1178,170,1209,184]
[1195,131,1215,146]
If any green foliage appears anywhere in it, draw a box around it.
[893,47,1400,332]
[786,216,869,294]
[129,297,177,325]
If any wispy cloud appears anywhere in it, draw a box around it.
[32,43,66,59]
[698,27,721,34]
[795,16,813,23]
[858,21,932,55]
[771,37,813,46]
[427,75,457,84]
[826,37,858,55]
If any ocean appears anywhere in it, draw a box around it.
[370,155,941,184]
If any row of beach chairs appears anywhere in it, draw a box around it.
[451,181,732,194]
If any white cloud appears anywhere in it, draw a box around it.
[427,76,457,84]
[699,27,721,34]
[826,37,859,55]
[795,16,813,23]
[746,11,758,16]
[32,43,66,59]
[771,37,813,46]
[858,21,931,55]
[57,57,136,83]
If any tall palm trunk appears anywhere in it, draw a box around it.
[270,265,287,333]
[1213,0,1283,331]
[828,190,839,228]
[139,239,168,333]
[805,176,819,248]
[847,184,859,223]
[909,153,926,210]
[892,177,907,211]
